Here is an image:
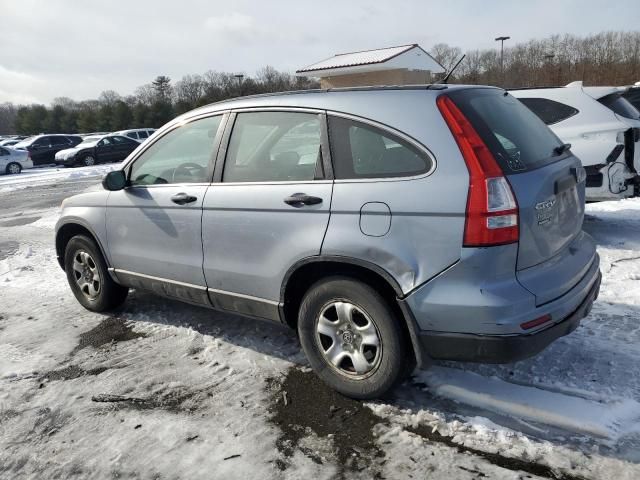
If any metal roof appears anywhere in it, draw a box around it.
[296,44,426,73]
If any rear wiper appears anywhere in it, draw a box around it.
[553,143,571,156]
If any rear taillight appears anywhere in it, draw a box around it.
[437,95,519,247]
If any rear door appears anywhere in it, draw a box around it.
[111,135,137,161]
[106,114,225,305]
[50,136,72,161]
[201,110,332,318]
[449,89,594,303]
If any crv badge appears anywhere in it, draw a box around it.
[535,198,556,225]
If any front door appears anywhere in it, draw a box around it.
[106,114,225,305]
[202,110,333,319]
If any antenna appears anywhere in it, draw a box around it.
[438,54,466,85]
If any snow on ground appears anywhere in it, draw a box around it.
[1,174,640,479]
[0,163,121,194]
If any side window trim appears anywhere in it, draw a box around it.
[327,111,436,182]
[123,111,229,187]
[213,108,330,184]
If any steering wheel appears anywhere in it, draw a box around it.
[172,162,207,183]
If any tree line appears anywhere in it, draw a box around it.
[431,31,640,88]
[1,31,639,135]
[1,67,318,135]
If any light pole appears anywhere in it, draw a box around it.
[544,54,555,87]
[234,74,244,96]
[495,36,510,87]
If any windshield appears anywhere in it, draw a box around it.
[598,93,640,120]
[447,88,563,174]
[13,136,36,148]
[77,136,101,146]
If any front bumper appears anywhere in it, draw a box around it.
[415,270,601,363]
[55,156,75,166]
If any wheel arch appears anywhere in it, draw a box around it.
[280,256,426,368]
[55,221,111,273]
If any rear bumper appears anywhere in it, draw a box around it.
[415,270,601,364]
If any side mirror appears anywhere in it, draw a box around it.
[102,170,127,191]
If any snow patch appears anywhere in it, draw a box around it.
[418,366,640,439]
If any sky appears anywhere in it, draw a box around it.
[0,0,638,105]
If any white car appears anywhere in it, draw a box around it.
[512,81,640,202]
[113,128,156,143]
[0,139,20,147]
[0,146,33,175]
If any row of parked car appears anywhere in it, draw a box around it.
[3,82,640,202]
[512,81,640,202]
[0,128,156,175]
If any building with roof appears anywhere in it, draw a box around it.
[296,44,446,88]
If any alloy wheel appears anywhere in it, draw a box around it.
[315,301,382,378]
[72,250,101,299]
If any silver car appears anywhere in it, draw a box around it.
[55,86,601,399]
[0,146,33,174]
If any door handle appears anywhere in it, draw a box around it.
[171,192,197,205]
[284,193,323,207]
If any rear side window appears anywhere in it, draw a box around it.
[138,131,148,139]
[51,136,69,146]
[518,98,578,125]
[598,93,640,120]
[223,111,322,183]
[328,116,431,179]
[448,89,563,174]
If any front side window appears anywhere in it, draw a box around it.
[138,131,148,139]
[0,147,8,156]
[223,111,322,182]
[328,116,431,179]
[129,115,222,185]
[518,97,579,125]
[99,137,112,147]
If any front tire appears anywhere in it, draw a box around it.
[6,162,21,175]
[80,155,95,166]
[64,235,128,312]
[298,276,407,399]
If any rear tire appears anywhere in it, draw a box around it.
[64,235,128,312]
[297,276,407,399]
[6,162,21,175]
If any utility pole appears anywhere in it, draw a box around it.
[495,36,510,87]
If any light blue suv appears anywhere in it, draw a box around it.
[56,85,601,399]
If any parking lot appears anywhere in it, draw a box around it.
[1,166,640,479]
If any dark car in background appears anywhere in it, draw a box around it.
[54,134,139,167]
[13,134,82,166]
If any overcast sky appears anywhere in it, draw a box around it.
[0,0,638,105]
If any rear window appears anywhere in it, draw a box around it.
[622,88,640,111]
[518,97,579,125]
[598,93,640,120]
[447,89,563,174]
